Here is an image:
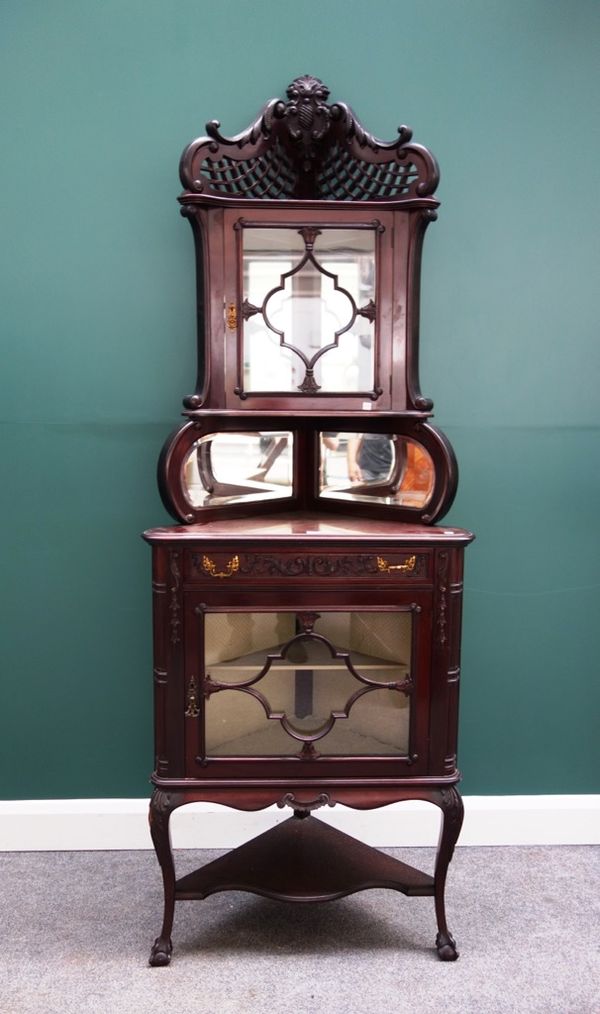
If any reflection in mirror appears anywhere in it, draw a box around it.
[183,432,293,508]
[204,610,412,757]
[242,227,375,394]
[319,432,435,508]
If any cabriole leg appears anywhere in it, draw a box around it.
[148,788,184,966]
[433,785,464,961]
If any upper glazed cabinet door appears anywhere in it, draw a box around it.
[223,210,395,411]
[179,76,440,418]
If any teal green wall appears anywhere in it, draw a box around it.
[2,1,598,798]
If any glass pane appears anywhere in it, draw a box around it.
[183,432,293,508]
[242,228,375,393]
[319,432,435,508]
[204,611,412,756]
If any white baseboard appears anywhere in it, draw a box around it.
[0,795,598,851]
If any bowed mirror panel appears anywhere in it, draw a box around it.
[183,431,294,508]
[318,432,435,508]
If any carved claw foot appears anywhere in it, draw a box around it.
[149,936,173,967]
[435,931,459,961]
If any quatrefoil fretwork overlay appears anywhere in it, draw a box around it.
[198,611,415,759]
[242,225,377,395]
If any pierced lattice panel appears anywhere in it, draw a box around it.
[200,141,298,200]
[318,147,418,201]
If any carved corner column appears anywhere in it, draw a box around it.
[152,549,169,779]
[429,548,464,777]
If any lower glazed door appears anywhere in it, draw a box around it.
[184,603,430,773]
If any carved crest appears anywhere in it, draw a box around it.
[180,75,439,202]
[280,75,332,151]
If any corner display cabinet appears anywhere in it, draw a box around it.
[144,75,474,966]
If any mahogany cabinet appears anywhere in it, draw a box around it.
[144,76,473,965]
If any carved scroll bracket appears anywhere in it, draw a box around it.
[277,792,335,814]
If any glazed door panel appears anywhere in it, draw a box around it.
[222,208,395,411]
[182,591,434,779]
[203,608,413,757]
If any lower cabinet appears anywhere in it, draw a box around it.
[144,518,472,965]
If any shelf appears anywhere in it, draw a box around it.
[174,815,434,903]
[209,644,409,677]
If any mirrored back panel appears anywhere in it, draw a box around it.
[318,432,435,509]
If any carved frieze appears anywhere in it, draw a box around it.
[190,552,428,580]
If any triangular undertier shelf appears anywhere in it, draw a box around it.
[175,815,434,903]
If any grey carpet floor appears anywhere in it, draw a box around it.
[1,844,599,1014]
